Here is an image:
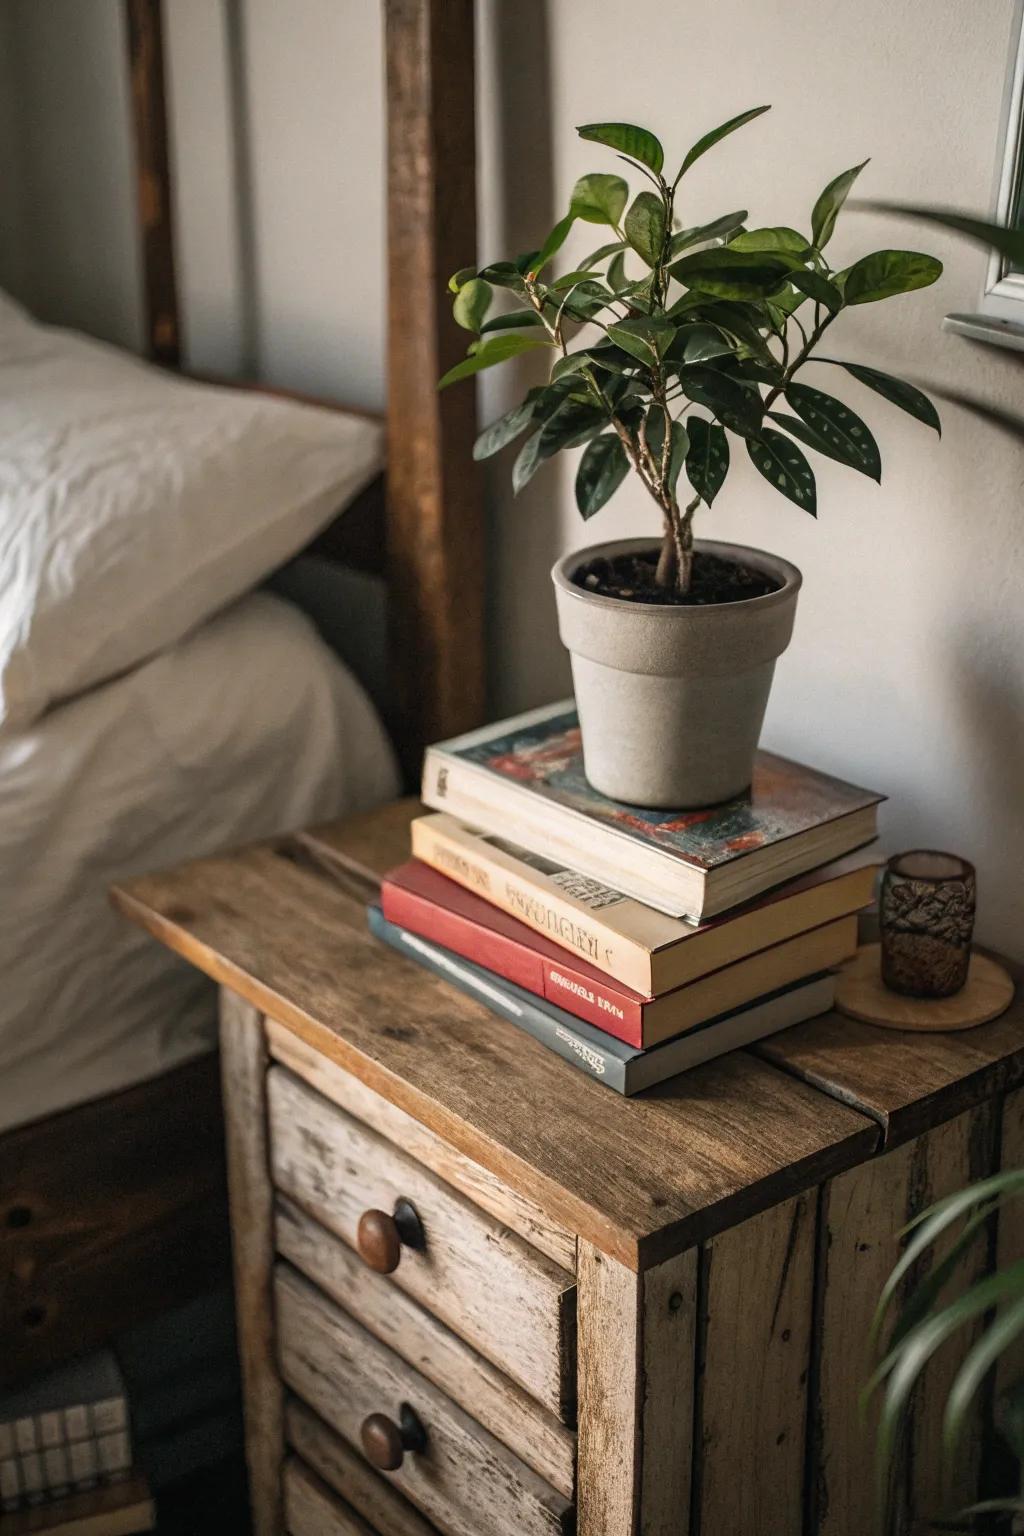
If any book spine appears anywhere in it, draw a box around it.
[410,816,654,994]
[368,906,629,1092]
[382,879,645,1047]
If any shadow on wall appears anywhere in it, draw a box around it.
[947,618,1024,953]
[485,0,572,718]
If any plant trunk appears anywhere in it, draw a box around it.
[655,515,694,595]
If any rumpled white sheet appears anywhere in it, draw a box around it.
[0,590,399,1132]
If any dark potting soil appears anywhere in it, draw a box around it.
[572,549,781,607]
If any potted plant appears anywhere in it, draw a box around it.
[441,108,943,808]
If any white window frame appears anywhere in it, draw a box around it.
[980,0,1024,321]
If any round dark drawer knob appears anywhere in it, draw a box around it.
[360,1403,427,1471]
[356,1199,425,1274]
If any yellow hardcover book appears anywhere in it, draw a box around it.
[412,813,877,997]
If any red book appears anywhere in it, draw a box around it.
[380,859,858,1049]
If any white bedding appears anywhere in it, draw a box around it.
[0,591,399,1132]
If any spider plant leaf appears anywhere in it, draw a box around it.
[865,203,1024,269]
[943,1295,1024,1453]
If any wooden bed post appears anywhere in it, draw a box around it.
[124,0,181,367]
[385,0,485,775]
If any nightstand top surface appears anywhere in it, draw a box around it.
[112,799,1024,1270]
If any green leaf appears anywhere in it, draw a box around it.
[479,310,546,335]
[865,204,1024,268]
[670,211,748,257]
[811,160,869,249]
[746,429,817,513]
[453,278,492,332]
[624,191,668,267]
[729,226,811,256]
[943,1296,1024,1453]
[843,249,943,305]
[570,172,629,227]
[685,417,730,504]
[580,238,629,269]
[478,261,527,292]
[870,1261,1024,1504]
[530,214,576,278]
[577,121,664,175]
[448,266,476,294]
[677,105,771,181]
[644,410,689,493]
[608,250,629,293]
[538,399,608,455]
[512,428,545,494]
[575,434,630,517]
[673,324,737,364]
[816,358,941,433]
[550,351,594,382]
[608,316,676,364]
[680,365,763,434]
[871,1170,1024,1346]
[785,382,881,480]
[473,397,538,461]
[789,268,843,313]
[670,247,796,300]
[438,332,550,389]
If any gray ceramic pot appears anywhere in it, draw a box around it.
[551,537,802,809]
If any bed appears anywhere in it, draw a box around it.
[1,0,482,1386]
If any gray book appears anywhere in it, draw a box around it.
[0,1352,130,1512]
[368,904,836,1094]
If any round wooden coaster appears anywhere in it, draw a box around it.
[835,944,1015,1032]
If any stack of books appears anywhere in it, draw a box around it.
[367,702,883,1095]
[0,1352,152,1532]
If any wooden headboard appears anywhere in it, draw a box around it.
[123,0,485,774]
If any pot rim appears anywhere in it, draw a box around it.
[551,536,802,619]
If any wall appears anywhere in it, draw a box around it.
[1,0,1022,953]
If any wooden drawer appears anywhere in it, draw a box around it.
[285,1458,377,1536]
[268,1067,576,1419]
[276,1264,574,1536]
[276,1196,575,1496]
[286,1400,438,1536]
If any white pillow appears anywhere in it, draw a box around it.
[0,304,384,728]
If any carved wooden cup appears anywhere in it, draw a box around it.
[880,851,976,998]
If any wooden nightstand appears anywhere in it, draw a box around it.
[113,800,1024,1536]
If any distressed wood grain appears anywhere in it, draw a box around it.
[268,1067,575,1419]
[696,1193,814,1536]
[266,1019,574,1271]
[220,991,282,1536]
[276,1196,576,1495]
[113,842,878,1271]
[286,1401,440,1536]
[385,0,484,769]
[284,1457,375,1536]
[810,1106,995,1536]
[576,1242,696,1535]
[757,955,1024,1148]
[276,1265,572,1536]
